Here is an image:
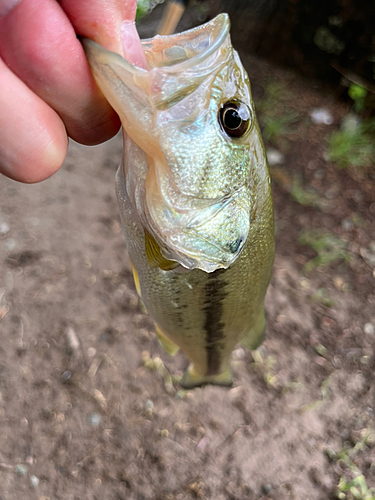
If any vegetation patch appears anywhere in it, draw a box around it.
[291,175,326,208]
[326,429,375,500]
[256,79,299,144]
[298,229,351,272]
[327,119,375,169]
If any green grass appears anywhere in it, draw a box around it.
[330,430,375,500]
[142,352,177,395]
[256,79,294,114]
[256,79,299,143]
[291,175,325,208]
[337,474,375,500]
[300,374,331,412]
[136,0,151,19]
[251,349,278,389]
[262,111,299,142]
[327,119,375,169]
[311,288,336,307]
[298,229,350,272]
[348,83,368,113]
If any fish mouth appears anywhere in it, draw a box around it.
[141,13,230,72]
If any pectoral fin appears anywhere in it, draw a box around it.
[130,263,148,312]
[155,325,179,356]
[131,263,141,297]
[145,229,179,271]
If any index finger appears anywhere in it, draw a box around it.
[0,0,120,146]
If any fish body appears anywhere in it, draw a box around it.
[83,14,274,387]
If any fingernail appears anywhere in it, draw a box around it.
[0,0,22,18]
[121,21,148,69]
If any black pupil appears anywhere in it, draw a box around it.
[224,108,242,130]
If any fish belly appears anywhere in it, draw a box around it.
[116,165,274,388]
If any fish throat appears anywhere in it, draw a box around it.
[203,269,228,375]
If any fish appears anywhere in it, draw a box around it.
[82,13,274,388]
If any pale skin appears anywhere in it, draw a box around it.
[0,0,146,184]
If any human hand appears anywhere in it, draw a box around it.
[0,0,140,183]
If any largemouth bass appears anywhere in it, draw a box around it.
[83,14,274,388]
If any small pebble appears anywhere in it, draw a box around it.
[88,413,101,426]
[175,390,188,399]
[310,108,333,125]
[313,169,325,179]
[229,386,244,400]
[66,327,81,355]
[266,148,285,166]
[325,188,336,199]
[144,399,154,411]
[276,314,288,324]
[360,356,371,365]
[28,217,40,227]
[341,219,353,231]
[61,370,72,383]
[160,429,169,438]
[197,437,209,452]
[315,356,326,367]
[113,288,124,299]
[15,464,28,476]
[341,113,361,132]
[87,347,96,358]
[5,239,16,251]
[364,323,374,335]
[232,347,245,360]
[261,483,273,494]
[307,160,318,170]
[315,344,328,358]
[333,276,344,290]
[360,247,375,267]
[30,475,40,488]
[324,447,337,461]
[0,222,10,236]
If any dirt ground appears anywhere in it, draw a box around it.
[1,17,375,500]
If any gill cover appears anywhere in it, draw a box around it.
[83,14,259,273]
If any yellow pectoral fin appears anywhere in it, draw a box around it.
[131,263,147,311]
[131,263,142,297]
[144,229,179,271]
[155,325,179,356]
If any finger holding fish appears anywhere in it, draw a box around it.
[0,0,124,182]
[60,0,147,67]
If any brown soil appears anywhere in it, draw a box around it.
[0,44,374,500]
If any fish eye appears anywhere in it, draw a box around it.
[219,101,251,138]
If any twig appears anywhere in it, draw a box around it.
[332,61,375,93]
[0,463,15,472]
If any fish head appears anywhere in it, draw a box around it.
[83,14,269,273]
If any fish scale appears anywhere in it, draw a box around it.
[84,14,274,387]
